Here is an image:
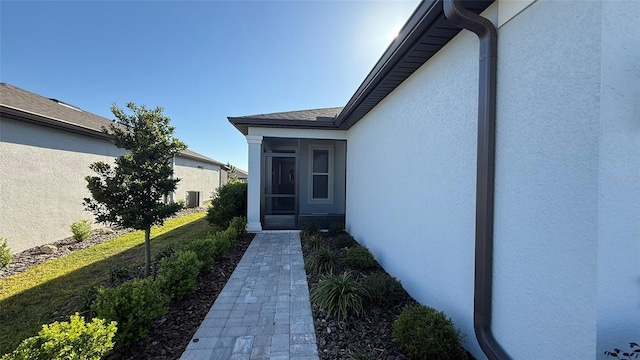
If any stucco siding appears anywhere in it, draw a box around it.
[596,0,640,355]
[346,14,482,356]
[173,155,221,207]
[0,117,124,253]
[492,0,600,357]
[345,0,636,358]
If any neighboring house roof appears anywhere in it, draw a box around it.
[0,83,226,167]
[179,149,226,168]
[229,107,343,135]
[234,168,248,180]
[228,0,493,132]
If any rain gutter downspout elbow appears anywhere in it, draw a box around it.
[443,1,510,360]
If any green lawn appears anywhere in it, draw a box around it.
[0,212,211,355]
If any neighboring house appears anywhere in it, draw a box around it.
[0,83,227,253]
[233,168,248,182]
[229,1,639,359]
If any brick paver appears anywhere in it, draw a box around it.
[181,231,318,360]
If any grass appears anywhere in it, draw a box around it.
[0,212,210,355]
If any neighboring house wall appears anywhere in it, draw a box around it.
[346,1,638,359]
[173,155,221,207]
[0,117,124,253]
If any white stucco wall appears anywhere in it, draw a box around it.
[1,117,224,253]
[596,0,640,356]
[173,156,221,207]
[0,117,124,253]
[346,1,639,359]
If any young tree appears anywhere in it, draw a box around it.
[84,103,187,277]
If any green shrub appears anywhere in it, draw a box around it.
[311,272,365,320]
[183,236,217,271]
[1,313,116,360]
[346,246,376,269]
[363,273,405,307]
[301,223,320,239]
[392,305,465,360]
[206,181,247,229]
[303,234,325,252]
[334,233,357,249]
[70,220,92,242]
[212,231,233,260]
[0,237,11,268]
[92,278,168,347]
[223,226,238,246]
[329,222,345,235]
[157,250,201,300]
[176,199,187,210]
[228,216,247,238]
[305,247,340,275]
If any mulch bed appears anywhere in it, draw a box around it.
[106,233,254,359]
[302,233,418,360]
[3,220,461,359]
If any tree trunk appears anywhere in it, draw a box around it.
[144,227,151,277]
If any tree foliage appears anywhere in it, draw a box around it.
[84,103,186,276]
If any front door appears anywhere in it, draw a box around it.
[263,154,297,229]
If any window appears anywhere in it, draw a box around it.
[309,146,333,202]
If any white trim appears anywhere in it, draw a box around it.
[308,144,334,204]
[249,127,347,140]
[246,221,262,233]
[246,135,263,144]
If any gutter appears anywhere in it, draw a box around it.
[442,1,510,359]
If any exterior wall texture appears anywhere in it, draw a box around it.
[1,117,223,253]
[346,1,638,358]
[173,156,221,207]
[0,117,124,253]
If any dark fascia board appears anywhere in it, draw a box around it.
[1,105,111,140]
[228,116,338,136]
[335,0,493,130]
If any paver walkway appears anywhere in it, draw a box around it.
[181,231,319,360]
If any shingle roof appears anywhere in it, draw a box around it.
[0,83,225,167]
[235,107,343,121]
[228,107,343,135]
[0,82,115,134]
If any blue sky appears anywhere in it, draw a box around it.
[1,1,419,170]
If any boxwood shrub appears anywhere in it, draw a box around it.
[392,305,466,360]
[345,245,375,269]
[1,313,116,360]
[157,250,201,300]
[92,278,167,347]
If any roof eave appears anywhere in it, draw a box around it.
[335,0,494,129]
[228,116,338,136]
[0,105,111,140]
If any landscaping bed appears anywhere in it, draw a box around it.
[0,210,251,357]
[301,230,418,360]
[105,232,254,359]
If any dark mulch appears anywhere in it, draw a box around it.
[302,234,418,360]
[106,233,254,360]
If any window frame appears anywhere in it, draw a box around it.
[308,145,334,203]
